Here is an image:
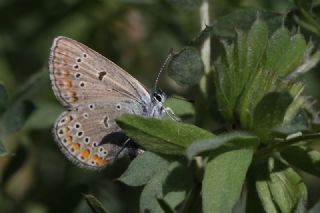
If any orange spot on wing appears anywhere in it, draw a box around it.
[71,143,81,152]
[62,127,70,134]
[67,91,78,103]
[62,69,70,76]
[80,149,91,160]
[65,136,73,143]
[70,97,78,103]
[64,80,72,88]
[92,155,107,167]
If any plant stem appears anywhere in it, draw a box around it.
[254,132,320,162]
[200,0,210,74]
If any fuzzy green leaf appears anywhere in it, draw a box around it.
[140,167,169,213]
[256,184,275,212]
[118,152,169,186]
[268,159,307,213]
[168,47,204,86]
[281,145,320,177]
[252,91,293,140]
[163,162,194,209]
[236,18,271,129]
[117,114,213,155]
[236,30,248,90]
[255,158,307,213]
[84,194,109,213]
[277,33,307,76]
[165,97,194,121]
[191,25,213,48]
[246,17,268,78]
[0,83,8,114]
[186,131,258,160]
[202,142,256,213]
[265,27,291,72]
[286,48,320,79]
[212,10,282,38]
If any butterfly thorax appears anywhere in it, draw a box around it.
[150,90,166,118]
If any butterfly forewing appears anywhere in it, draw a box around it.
[49,36,151,108]
[49,36,151,169]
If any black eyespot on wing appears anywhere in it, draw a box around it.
[98,72,106,81]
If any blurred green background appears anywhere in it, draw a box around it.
[1,0,320,212]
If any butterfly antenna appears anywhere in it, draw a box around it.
[154,48,174,91]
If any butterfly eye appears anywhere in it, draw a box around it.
[154,94,162,102]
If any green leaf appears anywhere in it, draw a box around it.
[163,162,194,209]
[140,167,170,213]
[254,163,279,213]
[265,27,291,73]
[286,48,320,79]
[84,194,109,213]
[213,63,234,123]
[281,145,320,177]
[118,152,169,186]
[246,17,268,79]
[117,114,213,155]
[165,97,195,121]
[202,142,256,213]
[232,189,247,213]
[255,158,307,213]
[276,33,307,76]
[212,10,282,38]
[252,91,293,140]
[168,47,204,86]
[0,82,8,114]
[191,25,214,48]
[186,131,259,160]
[0,100,36,136]
[236,30,248,91]
[236,18,270,129]
[268,159,307,212]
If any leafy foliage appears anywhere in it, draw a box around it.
[168,47,204,85]
[2,1,320,213]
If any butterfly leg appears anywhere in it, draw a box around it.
[114,138,131,160]
[164,107,179,121]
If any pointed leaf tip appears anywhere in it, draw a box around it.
[84,194,109,213]
[186,131,259,160]
[168,47,204,86]
[117,114,213,155]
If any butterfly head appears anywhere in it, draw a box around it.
[151,89,166,117]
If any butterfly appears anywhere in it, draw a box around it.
[49,36,167,169]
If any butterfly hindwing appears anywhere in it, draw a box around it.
[53,100,143,169]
